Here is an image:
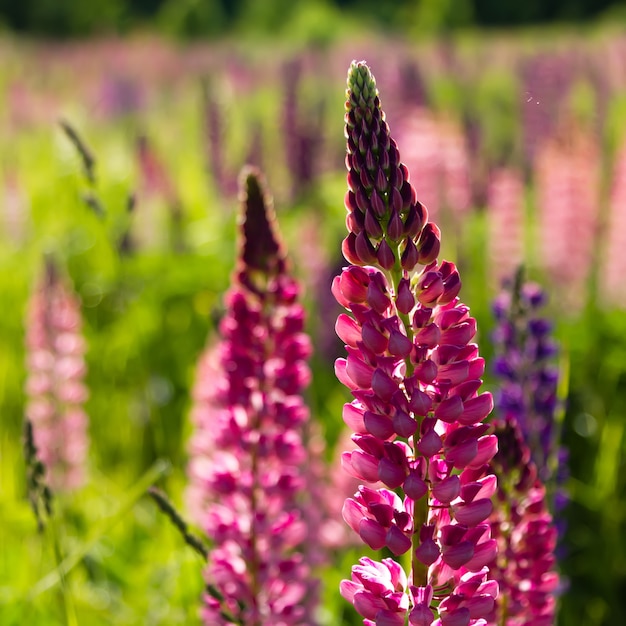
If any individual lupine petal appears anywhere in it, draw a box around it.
[386,524,412,555]
[396,278,415,314]
[458,393,493,426]
[435,396,464,423]
[417,427,442,457]
[343,402,368,433]
[403,471,427,500]
[339,265,370,303]
[432,475,461,504]
[416,270,445,306]
[393,410,418,438]
[365,208,384,238]
[346,349,375,387]
[336,313,362,347]
[377,239,396,269]
[417,223,441,264]
[409,585,435,625]
[388,330,413,357]
[401,239,419,271]
[378,456,407,488]
[335,358,358,390]
[356,231,379,264]
[442,541,475,570]
[367,272,392,314]
[362,321,389,354]
[388,209,404,241]
[346,450,381,483]
[453,499,493,526]
[463,538,497,571]
[364,411,395,440]
[360,518,388,549]
[372,369,398,402]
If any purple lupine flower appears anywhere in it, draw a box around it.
[335,61,498,625]
[201,79,237,197]
[491,275,562,486]
[186,167,318,625]
[282,57,325,201]
[486,418,560,625]
[25,259,89,492]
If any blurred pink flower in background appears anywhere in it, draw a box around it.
[535,122,600,310]
[186,168,320,624]
[601,137,626,308]
[25,260,89,492]
[487,167,525,286]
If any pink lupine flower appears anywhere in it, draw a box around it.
[439,118,472,218]
[25,260,89,492]
[601,136,626,308]
[486,167,525,287]
[394,107,443,223]
[336,61,498,625]
[187,167,318,625]
[535,121,600,310]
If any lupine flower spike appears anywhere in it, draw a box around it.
[186,167,318,625]
[491,270,564,488]
[487,419,560,625]
[25,259,89,493]
[487,272,564,624]
[335,61,498,626]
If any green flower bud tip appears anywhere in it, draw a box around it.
[347,60,378,107]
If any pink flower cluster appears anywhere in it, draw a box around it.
[335,61,498,625]
[487,420,560,624]
[25,260,89,492]
[187,168,318,625]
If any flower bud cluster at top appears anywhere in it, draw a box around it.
[187,168,317,625]
[335,61,499,626]
[25,259,89,492]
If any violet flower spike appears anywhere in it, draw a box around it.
[336,61,498,626]
[486,272,564,623]
[186,167,318,625]
[25,259,89,493]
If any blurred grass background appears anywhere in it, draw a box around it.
[2,1,626,624]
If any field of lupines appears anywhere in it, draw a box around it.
[2,28,626,625]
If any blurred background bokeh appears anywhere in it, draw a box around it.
[1,1,626,624]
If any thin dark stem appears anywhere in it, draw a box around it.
[147,487,209,560]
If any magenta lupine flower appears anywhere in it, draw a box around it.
[25,260,89,492]
[487,419,560,625]
[335,61,498,625]
[186,167,318,625]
